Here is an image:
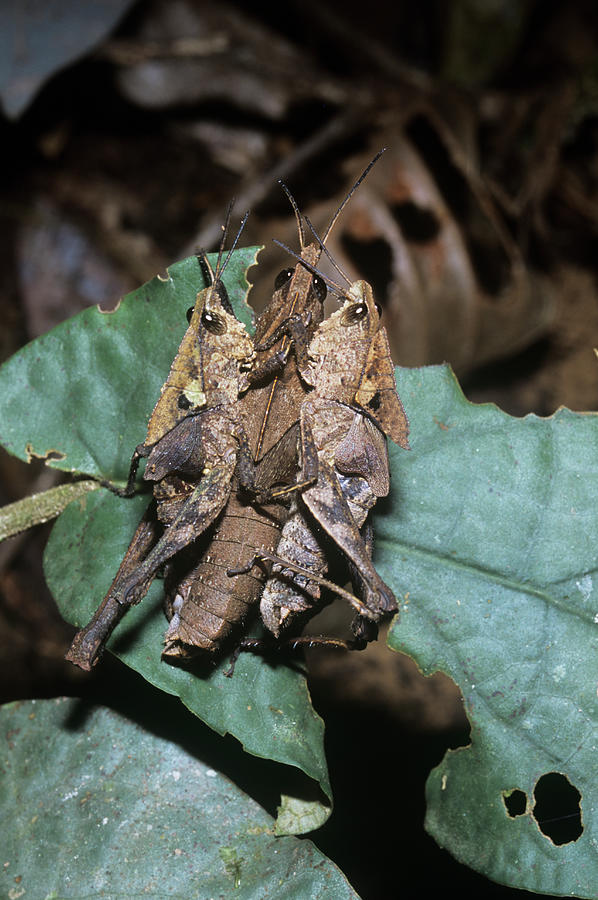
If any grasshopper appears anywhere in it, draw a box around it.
[65,158,385,668]
[231,259,409,653]
[66,219,259,669]
[159,162,389,659]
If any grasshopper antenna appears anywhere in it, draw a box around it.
[195,206,249,317]
[304,213,353,288]
[196,249,215,287]
[219,208,250,279]
[272,238,346,300]
[197,208,249,283]
[321,148,386,245]
[214,198,235,279]
[278,180,306,251]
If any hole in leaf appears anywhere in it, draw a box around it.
[44,450,66,462]
[340,235,392,308]
[533,772,583,845]
[502,788,527,818]
[391,201,440,243]
[25,443,66,464]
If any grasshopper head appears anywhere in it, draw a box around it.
[183,276,255,406]
[302,279,409,449]
[144,275,254,448]
[300,279,380,400]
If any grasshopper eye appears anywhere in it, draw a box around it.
[341,302,368,326]
[274,268,294,290]
[375,302,382,317]
[201,310,227,334]
[186,306,195,323]
[312,275,327,302]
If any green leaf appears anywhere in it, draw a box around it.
[0,698,359,899]
[11,236,598,892]
[44,488,331,834]
[379,364,598,897]
[0,250,257,484]
[0,250,329,833]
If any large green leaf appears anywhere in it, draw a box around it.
[3,237,596,894]
[0,250,331,835]
[44,490,331,835]
[0,698,359,899]
[380,364,598,898]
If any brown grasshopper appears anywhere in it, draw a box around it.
[231,260,409,654]
[65,201,331,667]
[66,157,385,668]
[66,221,260,669]
[158,241,324,658]
[158,161,389,659]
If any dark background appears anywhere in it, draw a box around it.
[1,1,597,897]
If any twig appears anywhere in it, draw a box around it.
[182,108,362,255]
[302,0,523,271]
[303,0,434,92]
[0,479,100,546]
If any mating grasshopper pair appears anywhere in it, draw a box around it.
[66,160,409,672]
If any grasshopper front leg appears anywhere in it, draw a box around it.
[99,443,150,498]
[247,312,312,383]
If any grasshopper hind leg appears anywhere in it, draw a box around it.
[223,546,378,676]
